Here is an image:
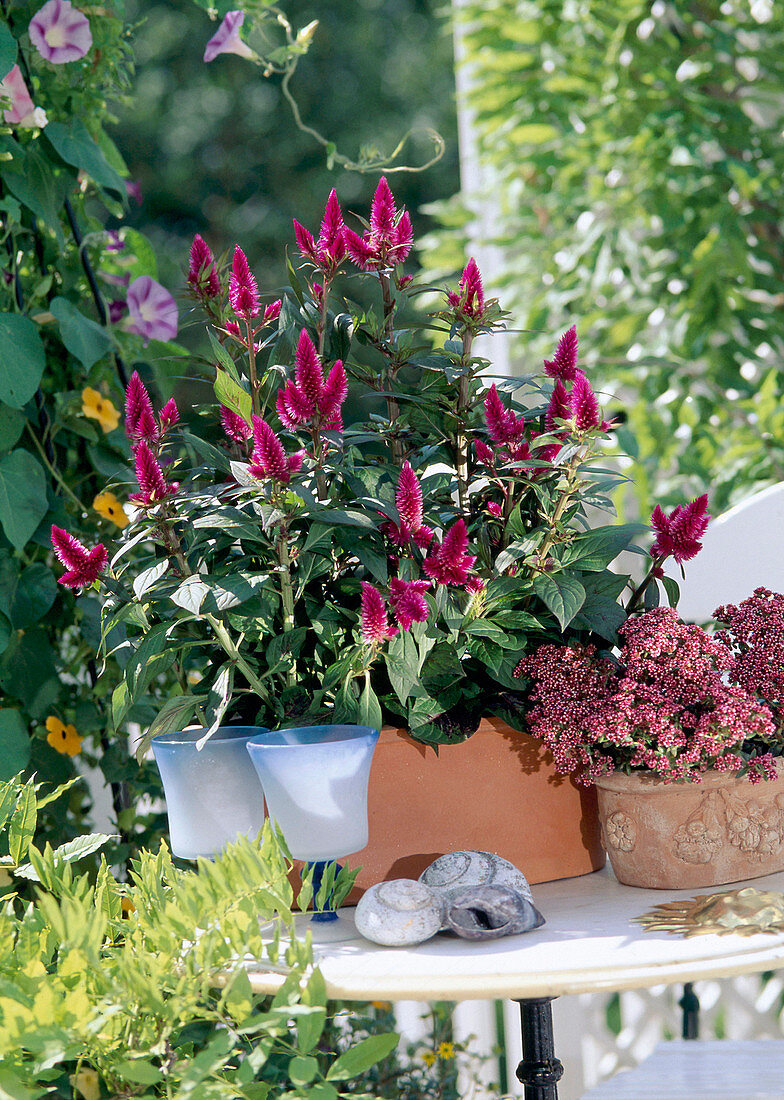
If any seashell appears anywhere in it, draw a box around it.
[443,884,545,941]
[354,879,445,946]
[419,849,535,904]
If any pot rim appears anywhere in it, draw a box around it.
[151,725,268,747]
[593,768,764,793]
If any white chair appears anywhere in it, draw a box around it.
[664,482,784,624]
[579,1039,784,1099]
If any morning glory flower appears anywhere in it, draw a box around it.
[203,11,255,63]
[126,276,178,344]
[0,66,48,127]
[29,0,92,64]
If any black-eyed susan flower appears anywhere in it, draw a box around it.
[93,491,129,529]
[437,1041,455,1060]
[421,1050,437,1068]
[45,715,83,756]
[81,387,120,433]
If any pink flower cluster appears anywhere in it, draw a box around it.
[715,588,784,728]
[447,258,489,324]
[517,606,777,785]
[277,330,347,432]
[51,526,107,589]
[125,372,180,506]
[293,189,347,279]
[344,177,413,272]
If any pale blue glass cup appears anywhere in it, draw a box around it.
[246,725,380,921]
[152,726,268,860]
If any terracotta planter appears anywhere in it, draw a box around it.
[338,717,604,898]
[595,769,784,889]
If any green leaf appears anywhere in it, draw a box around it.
[7,781,36,864]
[0,709,30,780]
[384,630,419,705]
[135,693,206,761]
[0,314,46,408]
[326,1033,400,1080]
[0,1066,41,1100]
[0,406,24,453]
[532,573,586,631]
[357,678,382,730]
[560,524,648,572]
[208,328,241,381]
[288,1056,318,1086]
[662,575,680,609]
[0,612,9,658]
[0,23,17,80]
[132,559,169,599]
[50,297,113,369]
[0,450,47,550]
[0,561,58,629]
[199,664,234,744]
[45,120,127,198]
[4,149,67,245]
[113,1061,162,1085]
[214,368,252,426]
[15,832,116,880]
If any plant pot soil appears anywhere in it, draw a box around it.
[304,717,603,902]
[595,768,784,889]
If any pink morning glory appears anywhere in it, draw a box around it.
[0,66,48,128]
[29,0,92,64]
[126,276,178,344]
[203,11,255,63]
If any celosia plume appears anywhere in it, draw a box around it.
[229,246,260,317]
[130,442,178,505]
[447,257,486,320]
[381,463,433,548]
[276,330,347,431]
[125,371,159,444]
[389,578,430,632]
[292,188,346,277]
[360,582,397,645]
[344,177,413,271]
[570,371,601,432]
[650,494,710,564]
[544,380,573,432]
[51,526,107,588]
[484,384,526,446]
[544,325,579,381]
[424,519,477,588]
[159,398,179,431]
[249,416,304,484]
[220,405,252,444]
[187,234,220,299]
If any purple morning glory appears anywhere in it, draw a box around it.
[127,276,178,345]
[29,0,92,64]
[203,11,255,63]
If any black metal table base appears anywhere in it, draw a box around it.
[515,997,564,1100]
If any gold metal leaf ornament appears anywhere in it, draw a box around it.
[634,888,784,937]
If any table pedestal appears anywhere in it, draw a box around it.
[515,998,564,1100]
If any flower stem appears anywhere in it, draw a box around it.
[25,422,89,514]
[379,272,403,465]
[246,315,260,418]
[455,328,474,520]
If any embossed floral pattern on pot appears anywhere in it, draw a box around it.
[605,810,636,852]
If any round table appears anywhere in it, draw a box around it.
[245,866,784,1099]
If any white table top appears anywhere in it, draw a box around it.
[245,866,784,1001]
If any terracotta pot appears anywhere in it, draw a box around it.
[334,717,604,899]
[595,769,784,889]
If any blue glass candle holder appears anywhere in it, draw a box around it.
[152,726,268,860]
[246,725,379,921]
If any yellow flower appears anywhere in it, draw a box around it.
[45,716,83,756]
[82,387,120,433]
[120,897,136,917]
[437,1041,455,1060]
[421,1051,437,1068]
[71,1068,101,1100]
[371,1001,391,1010]
[93,491,129,529]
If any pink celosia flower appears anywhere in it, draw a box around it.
[187,234,220,299]
[203,10,255,63]
[424,519,477,587]
[360,582,397,645]
[0,66,48,128]
[293,189,347,278]
[389,578,430,631]
[570,371,601,432]
[446,258,486,320]
[544,325,579,381]
[220,405,252,444]
[475,439,496,469]
[129,442,178,505]
[276,329,347,431]
[51,525,107,588]
[344,177,413,271]
[127,277,178,344]
[29,0,92,63]
[650,494,710,564]
[544,379,573,432]
[263,299,282,325]
[380,463,434,548]
[484,384,526,447]
[125,371,159,445]
[487,501,503,518]
[249,415,304,484]
[229,245,260,317]
[159,398,179,431]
